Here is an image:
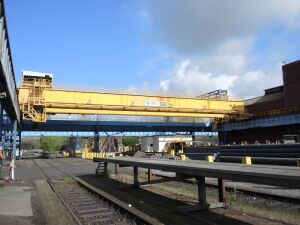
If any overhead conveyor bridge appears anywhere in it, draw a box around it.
[18,72,244,123]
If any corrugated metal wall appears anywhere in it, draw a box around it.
[221,60,300,144]
[219,124,300,144]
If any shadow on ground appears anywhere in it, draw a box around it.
[79,174,253,225]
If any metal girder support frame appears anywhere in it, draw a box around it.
[178,176,226,212]
[195,177,226,209]
[134,168,154,186]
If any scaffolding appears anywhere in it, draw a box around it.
[20,71,53,122]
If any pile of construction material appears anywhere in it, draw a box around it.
[184,144,300,166]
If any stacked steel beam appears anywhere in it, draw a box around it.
[184,144,300,166]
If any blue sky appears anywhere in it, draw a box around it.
[5,0,300,98]
[5,0,155,89]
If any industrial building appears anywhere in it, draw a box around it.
[65,136,123,156]
[141,134,219,152]
[141,135,192,152]
[219,60,300,144]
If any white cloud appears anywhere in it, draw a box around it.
[134,0,300,98]
[159,59,237,96]
[147,0,300,54]
[159,59,283,99]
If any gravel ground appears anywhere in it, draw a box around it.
[5,158,300,225]
[34,179,77,225]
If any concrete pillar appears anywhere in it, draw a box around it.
[196,176,207,206]
[218,178,226,202]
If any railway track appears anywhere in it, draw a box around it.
[34,159,161,225]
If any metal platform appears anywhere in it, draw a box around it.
[94,157,300,210]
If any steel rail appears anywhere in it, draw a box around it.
[33,159,83,225]
[36,159,162,225]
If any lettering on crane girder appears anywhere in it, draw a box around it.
[144,100,167,107]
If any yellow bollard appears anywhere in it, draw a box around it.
[180,154,186,160]
[206,155,214,163]
[297,158,300,167]
[242,156,252,165]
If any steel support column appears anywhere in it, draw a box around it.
[0,99,3,144]
[11,120,17,180]
[133,166,139,187]
[115,163,119,175]
[196,176,207,206]
[94,131,99,152]
[147,168,152,183]
[18,130,21,159]
[218,178,226,202]
[191,131,196,146]
[103,162,108,177]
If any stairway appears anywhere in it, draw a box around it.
[95,162,107,176]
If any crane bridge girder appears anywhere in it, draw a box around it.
[18,74,244,123]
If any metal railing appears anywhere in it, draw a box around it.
[252,105,300,119]
[53,83,240,101]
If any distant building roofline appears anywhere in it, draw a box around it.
[282,60,300,69]
[264,85,284,95]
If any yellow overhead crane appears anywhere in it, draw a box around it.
[18,71,244,123]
